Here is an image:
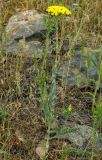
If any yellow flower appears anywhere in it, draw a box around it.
[67,104,72,112]
[46,6,71,16]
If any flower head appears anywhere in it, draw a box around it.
[46,6,71,16]
[67,104,72,112]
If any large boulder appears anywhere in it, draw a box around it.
[6,10,47,42]
[4,10,47,58]
[57,49,99,87]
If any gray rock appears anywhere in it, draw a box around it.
[36,139,48,159]
[78,125,93,140]
[52,121,102,152]
[6,10,47,42]
[54,123,93,147]
[57,49,98,87]
[6,40,44,58]
[4,10,47,58]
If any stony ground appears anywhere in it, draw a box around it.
[0,1,102,160]
[0,53,102,160]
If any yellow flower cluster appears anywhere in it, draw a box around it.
[46,6,71,16]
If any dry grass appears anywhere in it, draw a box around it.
[0,0,102,160]
[1,0,102,47]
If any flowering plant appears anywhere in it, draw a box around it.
[46,6,71,16]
